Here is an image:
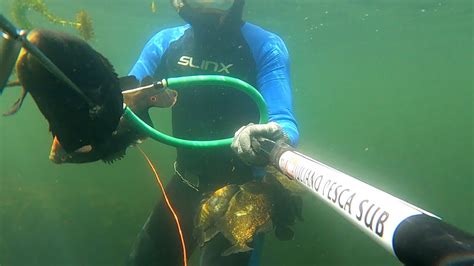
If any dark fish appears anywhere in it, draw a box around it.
[4,29,124,154]
[264,166,304,241]
[49,76,178,164]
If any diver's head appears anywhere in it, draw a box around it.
[171,0,245,32]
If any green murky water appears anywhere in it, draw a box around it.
[0,0,472,265]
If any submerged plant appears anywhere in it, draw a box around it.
[11,0,95,41]
[75,10,94,41]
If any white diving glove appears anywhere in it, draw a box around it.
[231,122,290,166]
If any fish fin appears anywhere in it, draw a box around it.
[292,195,304,221]
[141,76,154,86]
[140,112,154,127]
[241,181,267,194]
[119,75,139,91]
[275,225,294,241]
[5,80,21,87]
[0,35,22,93]
[202,227,220,244]
[257,219,273,234]
[101,149,126,164]
[193,226,204,246]
[74,145,93,153]
[3,87,28,116]
[221,243,253,256]
[200,192,213,202]
[49,136,68,164]
[97,53,118,79]
[195,226,220,247]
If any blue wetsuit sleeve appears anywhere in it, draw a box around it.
[129,26,189,80]
[242,24,299,146]
[257,38,299,146]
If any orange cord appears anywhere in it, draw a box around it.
[138,147,188,266]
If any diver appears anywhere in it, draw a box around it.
[127,0,299,265]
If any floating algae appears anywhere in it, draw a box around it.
[11,0,94,40]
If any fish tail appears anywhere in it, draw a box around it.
[4,80,21,88]
[0,31,23,93]
[221,244,253,256]
[3,87,27,116]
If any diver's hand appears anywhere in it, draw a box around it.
[231,122,290,166]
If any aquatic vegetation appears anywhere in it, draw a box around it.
[150,0,157,13]
[75,10,94,41]
[11,0,95,40]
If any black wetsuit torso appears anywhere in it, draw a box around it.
[127,18,300,264]
[127,25,264,266]
[154,27,260,189]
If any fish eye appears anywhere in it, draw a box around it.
[150,96,157,102]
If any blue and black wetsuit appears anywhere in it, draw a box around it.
[128,22,298,266]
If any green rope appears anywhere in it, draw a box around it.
[123,75,268,148]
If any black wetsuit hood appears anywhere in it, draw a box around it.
[173,0,245,37]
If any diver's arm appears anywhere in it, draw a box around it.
[128,35,161,80]
[232,28,299,165]
[129,26,190,80]
[256,36,299,146]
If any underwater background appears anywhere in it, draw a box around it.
[0,0,472,265]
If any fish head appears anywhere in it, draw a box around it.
[148,87,178,108]
[123,85,178,112]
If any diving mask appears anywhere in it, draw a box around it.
[172,0,235,12]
